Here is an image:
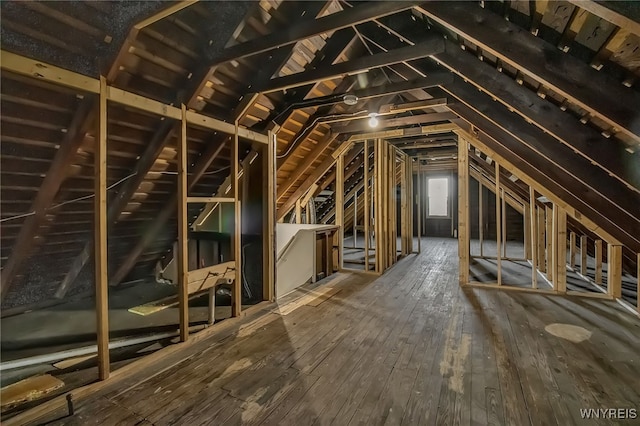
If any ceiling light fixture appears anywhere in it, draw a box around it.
[343,94,358,106]
[368,112,379,128]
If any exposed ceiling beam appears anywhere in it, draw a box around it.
[277,132,339,202]
[277,140,352,219]
[431,42,640,191]
[437,82,640,227]
[256,35,445,93]
[0,50,267,144]
[565,0,640,36]
[269,73,453,117]
[210,1,423,66]
[333,111,456,134]
[415,2,640,143]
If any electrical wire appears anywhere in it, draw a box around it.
[0,166,234,224]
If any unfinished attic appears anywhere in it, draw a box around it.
[1,0,639,424]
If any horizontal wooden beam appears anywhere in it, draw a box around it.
[346,122,457,142]
[210,1,422,65]
[334,111,456,134]
[256,36,445,93]
[186,197,234,203]
[0,50,267,144]
[133,1,198,30]
[416,2,640,143]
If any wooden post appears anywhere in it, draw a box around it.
[607,244,622,298]
[232,121,242,317]
[295,199,302,224]
[336,153,345,270]
[353,181,357,246]
[552,204,567,293]
[406,156,413,254]
[595,239,603,284]
[263,130,276,301]
[537,207,545,273]
[501,189,506,258]
[529,187,537,288]
[545,206,553,281]
[458,137,470,284]
[569,232,577,269]
[400,156,407,256]
[495,162,502,285]
[364,141,370,271]
[580,235,588,275]
[479,182,483,257]
[208,287,216,325]
[374,139,381,273]
[524,201,531,260]
[95,76,110,380]
[177,104,189,341]
[416,158,422,253]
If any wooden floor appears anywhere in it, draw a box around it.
[41,238,640,425]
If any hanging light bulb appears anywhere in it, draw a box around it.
[368,112,379,128]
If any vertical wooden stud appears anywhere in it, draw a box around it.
[501,189,506,258]
[336,153,345,270]
[416,158,422,253]
[364,141,370,271]
[537,207,545,272]
[607,244,622,298]
[232,121,242,317]
[263,130,276,301]
[529,187,538,288]
[495,162,502,285]
[458,137,470,284]
[545,206,553,281]
[595,239,603,284]
[479,182,483,257]
[552,204,567,292]
[524,201,531,260]
[177,104,189,341]
[580,235,588,275]
[295,199,302,224]
[95,76,110,380]
[569,232,577,269]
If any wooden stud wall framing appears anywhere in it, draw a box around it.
[95,76,109,380]
[177,104,189,341]
[416,157,422,253]
[495,162,502,286]
[580,235,588,276]
[364,141,370,271]
[570,232,577,269]
[552,204,567,293]
[545,206,553,281]
[458,137,470,284]
[595,239,603,284]
[607,244,622,298]
[232,121,242,317]
[263,131,276,302]
[336,153,345,270]
[529,187,538,289]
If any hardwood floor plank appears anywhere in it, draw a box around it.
[32,238,640,426]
